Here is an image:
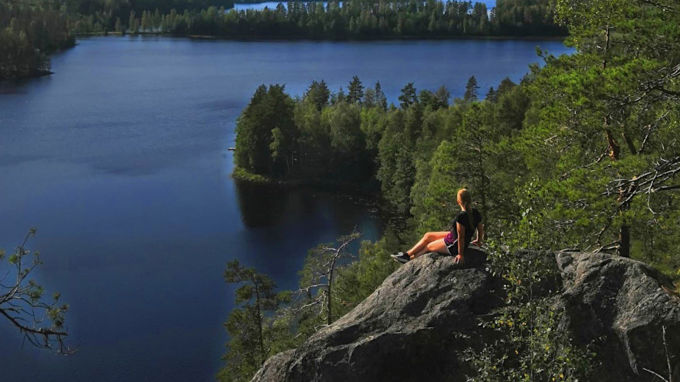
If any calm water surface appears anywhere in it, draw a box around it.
[0,36,571,381]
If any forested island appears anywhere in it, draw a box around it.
[225,0,680,380]
[1,0,563,81]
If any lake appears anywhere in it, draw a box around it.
[0,36,571,381]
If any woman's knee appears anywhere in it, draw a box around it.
[423,232,436,241]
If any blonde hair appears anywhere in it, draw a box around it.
[457,188,472,210]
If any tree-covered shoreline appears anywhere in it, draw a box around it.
[225,0,680,379]
[92,0,565,40]
[0,1,75,81]
[1,0,565,80]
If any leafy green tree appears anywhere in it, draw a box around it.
[359,105,387,154]
[324,101,366,176]
[234,84,296,177]
[0,1,74,80]
[377,110,416,213]
[306,80,330,111]
[234,85,269,174]
[419,85,449,110]
[128,10,139,34]
[415,140,466,230]
[293,97,330,176]
[516,0,680,263]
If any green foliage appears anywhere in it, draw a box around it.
[512,0,680,264]
[223,1,680,376]
[466,301,595,382]
[297,232,360,325]
[464,75,479,103]
[347,75,364,104]
[398,82,418,109]
[234,84,296,177]
[220,260,289,382]
[1,228,70,353]
[415,140,464,230]
[66,0,564,39]
[463,248,594,381]
[377,109,416,213]
[0,1,74,80]
[231,166,274,184]
[333,237,399,316]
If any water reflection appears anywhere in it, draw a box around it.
[234,179,382,234]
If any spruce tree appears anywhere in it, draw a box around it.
[348,76,364,104]
[463,75,479,102]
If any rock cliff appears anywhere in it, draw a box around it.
[253,251,680,381]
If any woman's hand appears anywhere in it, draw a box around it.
[453,254,465,265]
[470,239,482,247]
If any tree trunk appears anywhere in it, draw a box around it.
[605,120,631,257]
[253,280,265,364]
[619,224,630,258]
[477,142,488,220]
[327,266,333,326]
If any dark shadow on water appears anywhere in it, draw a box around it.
[234,179,385,232]
[234,181,290,227]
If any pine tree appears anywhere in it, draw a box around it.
[220,260,288,381]
[347,75,364,104]
[463,75,479,102]
[374,82,388,110]
[398,82,417,109]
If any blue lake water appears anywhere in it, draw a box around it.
[0,36,571,381]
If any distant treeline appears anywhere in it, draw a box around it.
[66,0,235,33]
[104,0,565,38]
[0,0,233,80]
[1,0,562,80]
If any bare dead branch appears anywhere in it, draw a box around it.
[639,112,670,154]
[594,240,621,253]
[637,0,677,13]
[294,230,361,325]
[643,367,670,382]
[603,156,680,209]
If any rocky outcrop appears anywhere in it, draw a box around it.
[555,251,680,380]
[253,250,680,381]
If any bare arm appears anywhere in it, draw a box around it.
[471,223,485,246]
[456,222,465,263]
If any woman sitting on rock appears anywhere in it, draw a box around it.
[391,188,484,265]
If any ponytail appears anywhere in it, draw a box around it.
[457,188,472,211]
[457,188,474,233]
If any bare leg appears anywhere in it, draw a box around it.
[407,232,448,258]
[416,239,449,258]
